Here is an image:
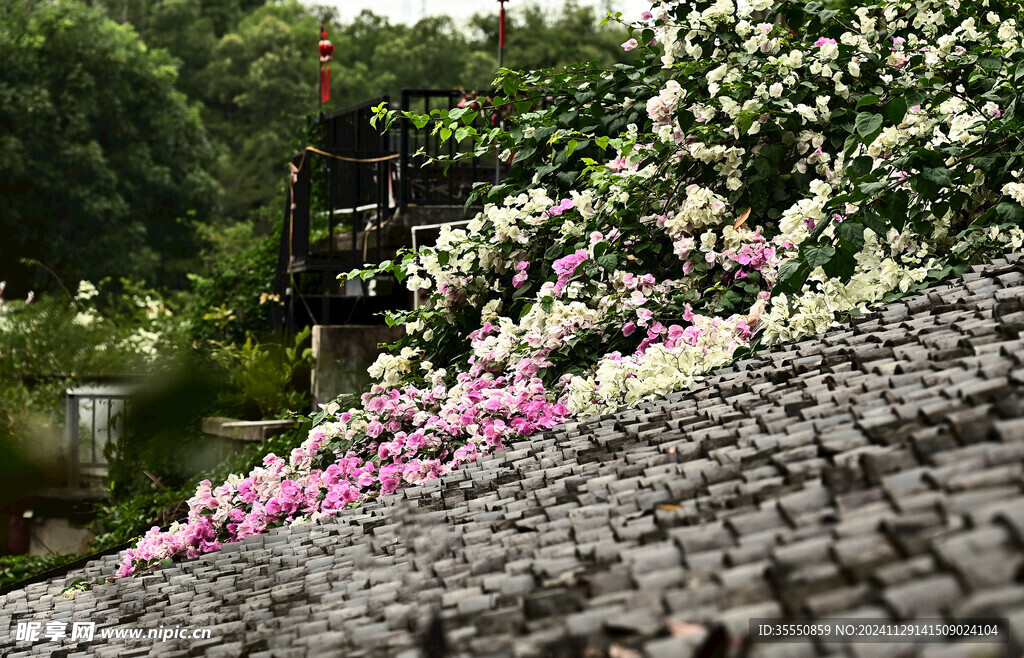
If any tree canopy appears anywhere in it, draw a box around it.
[0,0,220,295]
[1,0,635,296]
[88,0,634,222]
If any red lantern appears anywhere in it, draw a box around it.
[318,25,335,105]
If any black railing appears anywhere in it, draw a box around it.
[400,89,508,209]
[272,90,507,333]
[285,95,394,276]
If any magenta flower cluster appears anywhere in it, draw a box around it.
[551,250,589,296]
[117,340,570,577]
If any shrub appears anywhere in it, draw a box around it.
[210,327,314,420]
[183,218,280,346]
[0,554,78,589]
[118,0,1024,576]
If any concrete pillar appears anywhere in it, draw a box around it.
[311,325,406,409]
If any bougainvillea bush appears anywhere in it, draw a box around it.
[117,0,1024,576]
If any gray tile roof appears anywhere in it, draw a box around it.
[5,256,1024,657]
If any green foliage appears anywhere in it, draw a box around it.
[0,554,78,589]
[183,217,280,345]
[211,326,314,420]
[0,0,220,295]
[467,0,632,72]
[88,486,187,550]
[102,361,231,500]
[90,1,631,223]
[373,54,663,209]
[200,1,326,218]
[0,283,175,380]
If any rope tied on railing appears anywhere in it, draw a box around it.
[286,146,401,265]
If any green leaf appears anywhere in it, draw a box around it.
[849,156,873,178]
[978,55,1001,71]
[878,190,911,231]
[716,289,742,313]
[856,94,880,108]
[884,97,908,125]
[996,201,1024,223]
[597,253,618,271]
[843,134,860,158]
[802,242,836,268]
[861,209,886,235]
[837,221,865,248]
[855,112,883,140]
[858,180,888,195]
[512,280,533,299]
[921,166,953,188]
[822,242,858,278]
[773,259,810,296]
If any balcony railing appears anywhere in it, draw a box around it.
[271,89,508,333]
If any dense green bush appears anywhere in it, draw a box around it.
[183,217,280,346]
[211,327,314,420]
[0,0,219,296]
[0,554,78,589]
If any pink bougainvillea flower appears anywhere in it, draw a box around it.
[551,249,589,296]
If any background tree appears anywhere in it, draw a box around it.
[84,1,633,225]
[2,0,633,304]
[467,0,631,71]
[0,0,220,296]
[200,2,324,219]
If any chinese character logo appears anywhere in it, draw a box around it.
[71,621,95,641]
[15,621,41,642]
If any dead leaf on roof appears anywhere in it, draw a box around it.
[608,644,642,658]
[668,619,707,637]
